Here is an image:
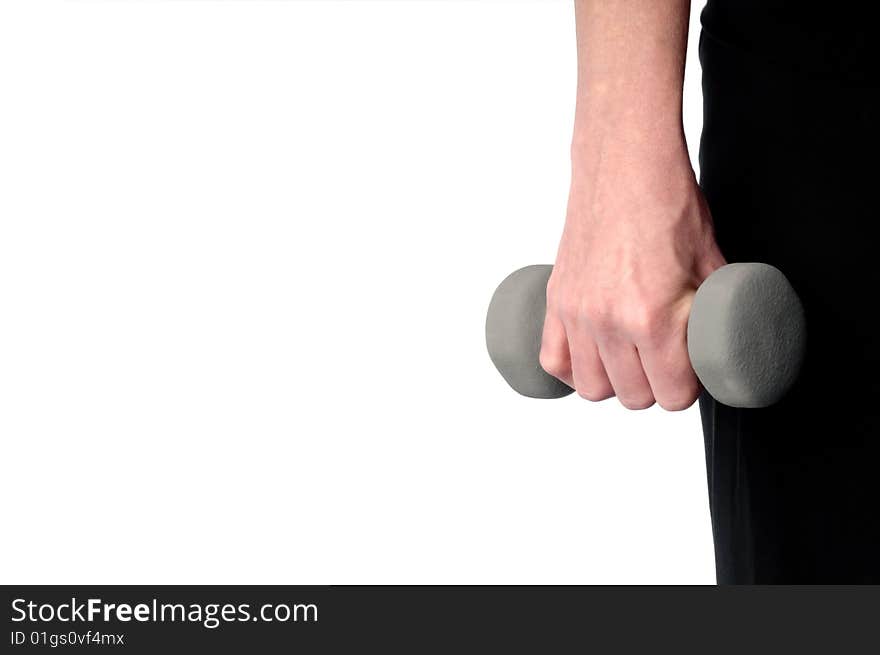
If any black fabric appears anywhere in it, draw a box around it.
[700,2,880,83]
[697,12,880,583]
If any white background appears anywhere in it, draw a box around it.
[0,1,714,584]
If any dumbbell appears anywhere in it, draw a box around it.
[486,263,806,408]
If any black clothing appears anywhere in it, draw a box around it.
[701,2,880,82]
[698,3,880,583]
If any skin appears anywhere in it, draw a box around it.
[539,0,726,411]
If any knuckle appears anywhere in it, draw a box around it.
[622,303,663,338]
[539,350,566,377]
[576,384,612,402]
[577,379,614,403]
[585,300,662,339]
[658,397,696,411]
[584,302,613,330]
[618,394,655,410]
[657,384,700,412]
[558,300,583,324]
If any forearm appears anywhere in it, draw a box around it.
[541,1,723,412]
[572,0,690,160]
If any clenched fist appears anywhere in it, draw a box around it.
[540,138,725,411]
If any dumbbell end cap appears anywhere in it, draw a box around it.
[486,265,574,399]
[688,263,806,408]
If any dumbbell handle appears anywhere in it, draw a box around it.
[486,263,806,408]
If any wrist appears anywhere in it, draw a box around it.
[571,76,687,159]
[570,122,692,181]
[573,104,686,153]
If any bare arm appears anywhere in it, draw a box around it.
[540,0,725,410]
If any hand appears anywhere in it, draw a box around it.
[539,136,726,410]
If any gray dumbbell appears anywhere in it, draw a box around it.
[486,263,806,408]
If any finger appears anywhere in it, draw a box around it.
[596,337,655,409]
[539,311,574,388]
[568,328,614,401]
[637,325,701,411]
